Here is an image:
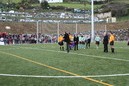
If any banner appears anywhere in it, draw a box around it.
[0,42,4,45]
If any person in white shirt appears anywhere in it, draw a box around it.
[0,37,4,42]
[0,37,5,45]
[95,34,101,49]
[79,35,85,49]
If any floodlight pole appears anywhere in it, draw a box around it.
[76,23,78,34]
[91,0,94,42]
[105,24,107,32]
[40,21,42,33]
[36,21,39,44]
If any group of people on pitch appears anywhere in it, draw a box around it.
[58,32,91,53]
[58,32,79,53]
[58,31,115,53]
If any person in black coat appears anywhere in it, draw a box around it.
[74,34,79,50]
[103,32,109,53]
[127,38,129,46]
[86,35,91,48]
[64,32,70,53]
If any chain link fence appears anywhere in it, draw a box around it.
[0,21,129,45]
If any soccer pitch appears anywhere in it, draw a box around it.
[0,42,129,86]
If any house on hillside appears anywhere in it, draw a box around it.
[39,0,63,3]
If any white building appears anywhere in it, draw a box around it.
[39,0,63,3]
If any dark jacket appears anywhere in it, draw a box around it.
[74,35,79,44]
[103,35,108,44]
[64,32,70,43]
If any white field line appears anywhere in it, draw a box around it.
[17,46,129,62]
[70,52,129,62]
[0,73,129,78]
[0,46,129,62]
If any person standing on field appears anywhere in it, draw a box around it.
[109,31,115,53]
[86,34,91,48]
[64,32,70,53]
[74,34,79,50]
[95,34,101,49]
[103,32,108,53]
[58,34,64,51]
[127,38,129,46]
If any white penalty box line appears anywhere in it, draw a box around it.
[0,73,129,78]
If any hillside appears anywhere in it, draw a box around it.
[1,0,129,3]
[112,0,129,4]
[0,21,129,34]
[0,0,129,34]
[0,0,20,3]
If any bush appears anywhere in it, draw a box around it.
[101,2,129,17]
[112,8,128,17]
[50,6,65,10]
[41,1,50,9]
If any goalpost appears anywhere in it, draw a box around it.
[36,21,95,44]
[36,21,82,43]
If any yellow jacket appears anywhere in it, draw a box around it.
[58,36,64,42]
[109,34,115,43]
[69,35,73,41]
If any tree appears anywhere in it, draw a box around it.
[101,2,129,17]
[41,1,50,9]
[18,0,30,9]
[106,0,112,3]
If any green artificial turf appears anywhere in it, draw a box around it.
[0,42,129,86]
